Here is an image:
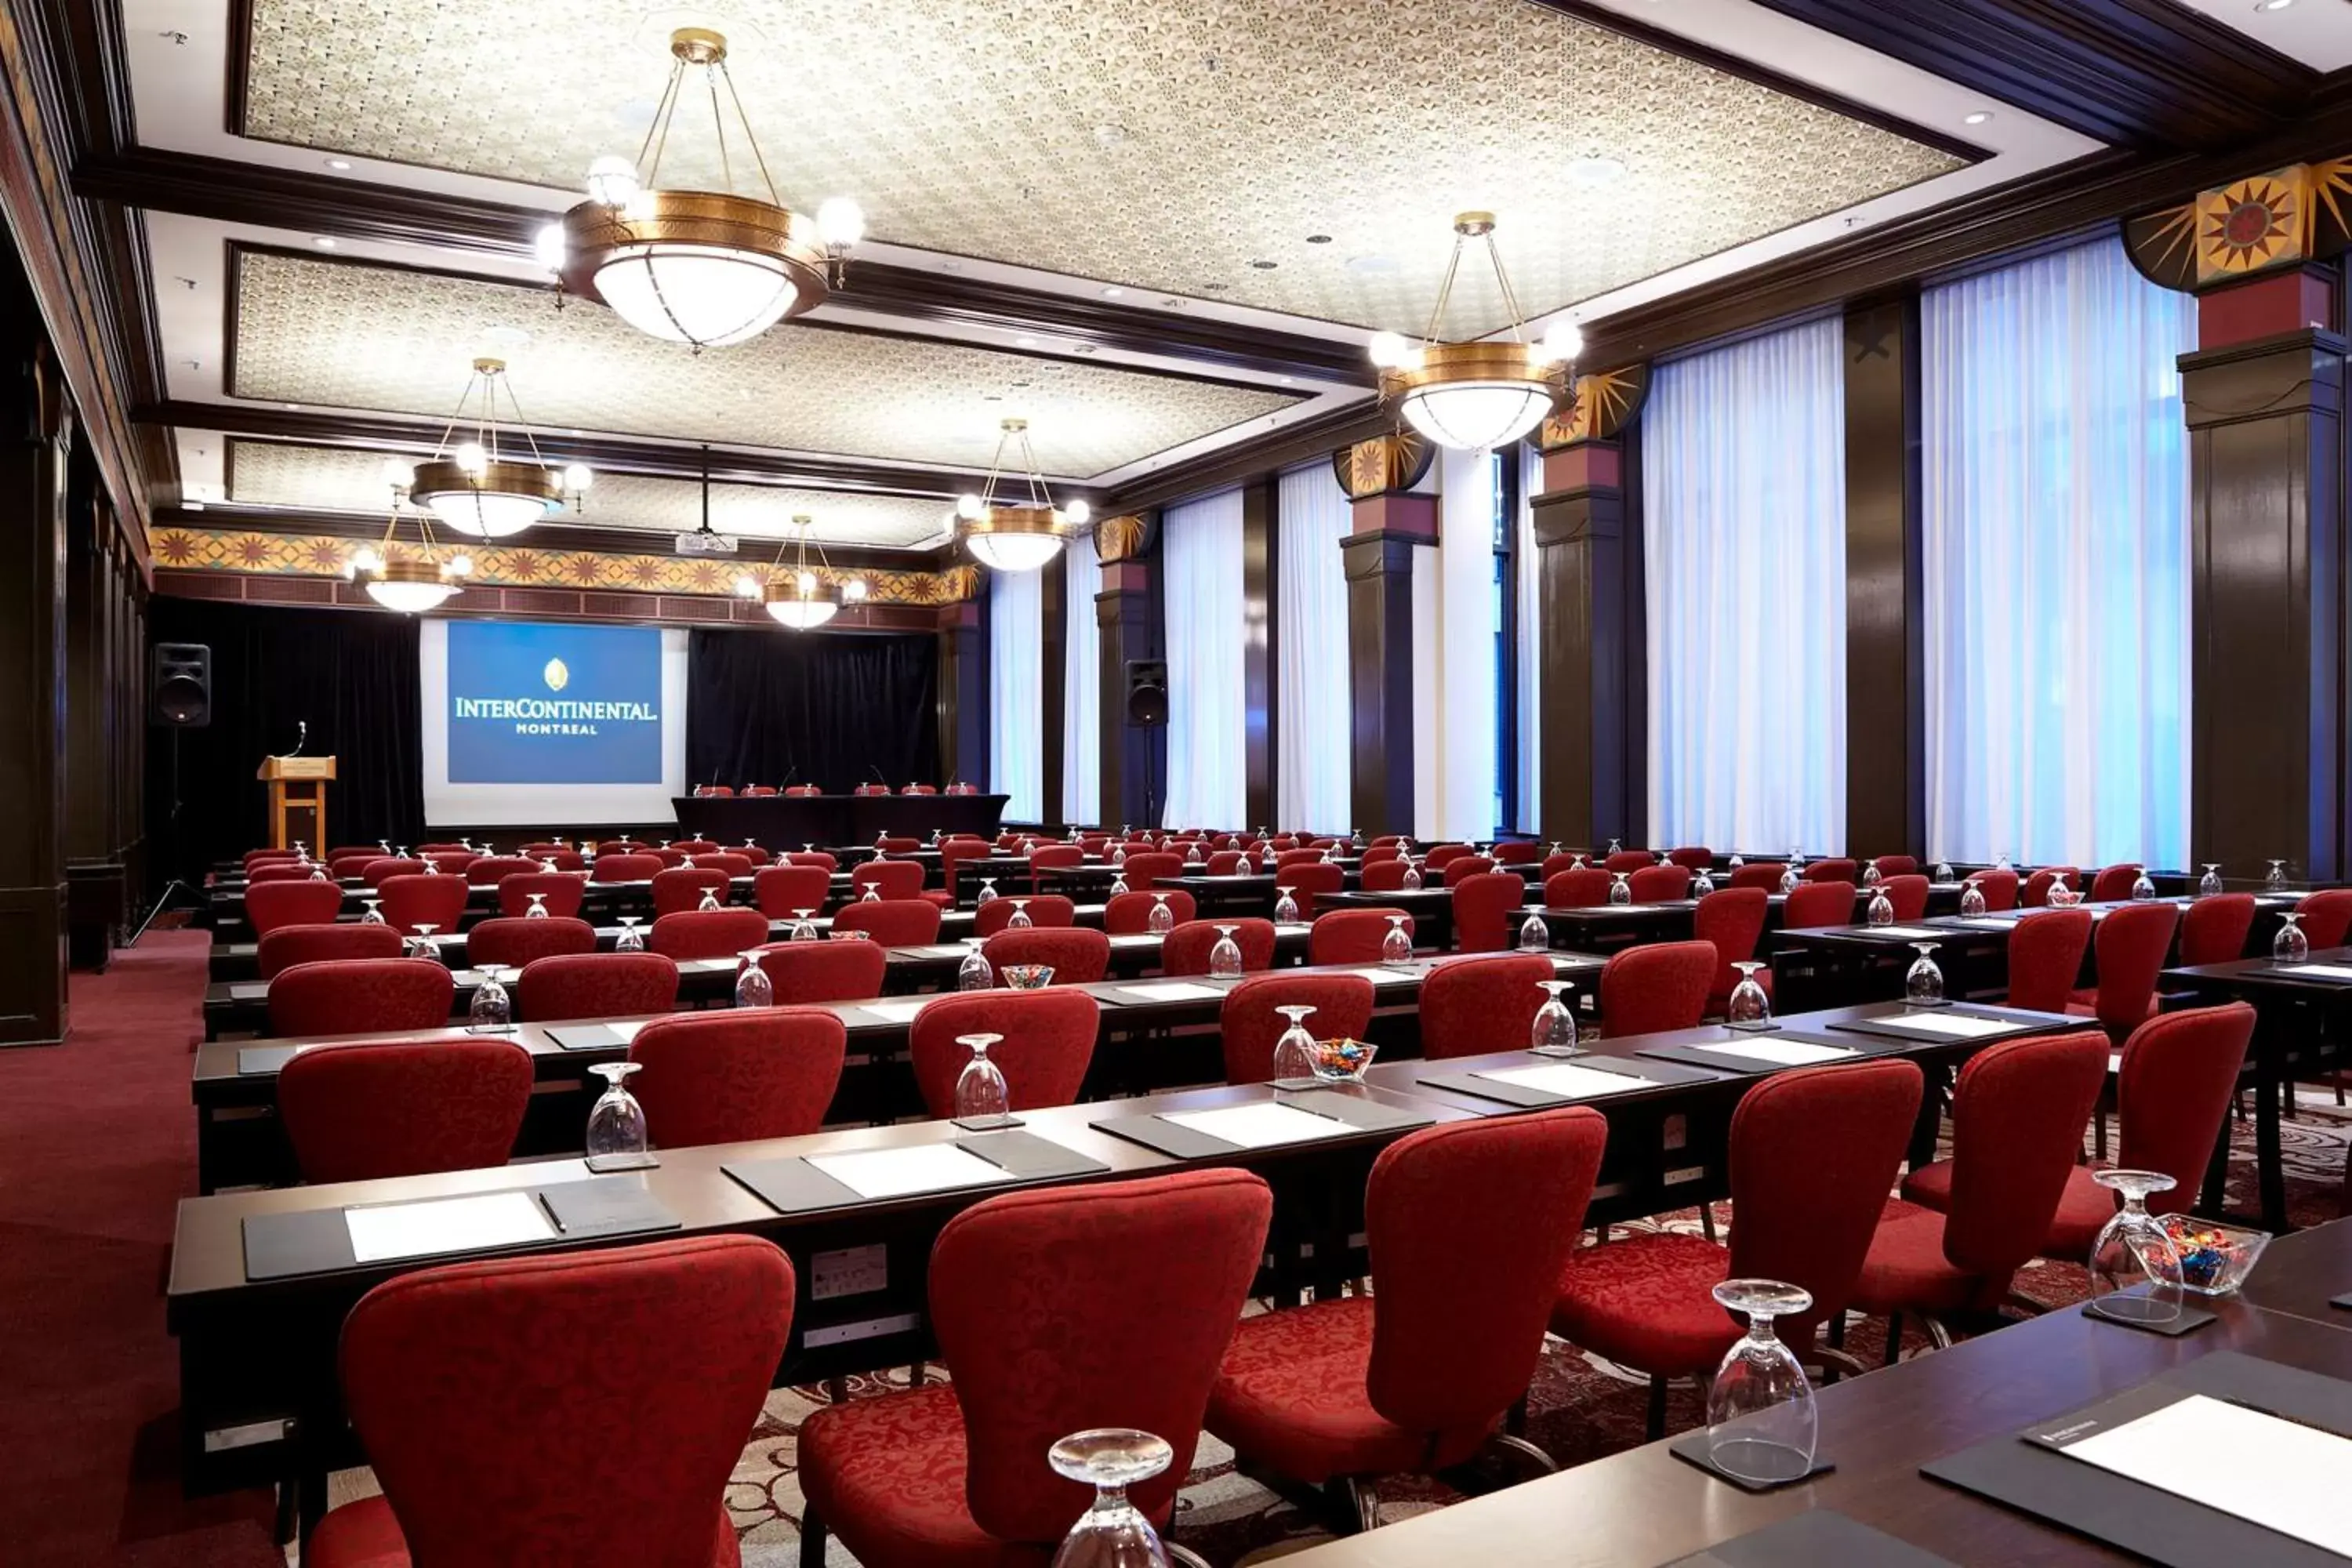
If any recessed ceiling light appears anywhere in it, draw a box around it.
[1102,286,1123,297]
[1962,110,1994,125]
[1305,234,1332,245]
[324,158,353,172]
[1250,259,1278,270]
[311,236,337,249]
[1565,156,1628,183]
[2256,0,2295,12]
[1203,282,1232,292]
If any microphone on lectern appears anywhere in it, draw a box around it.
[289,720,307,758]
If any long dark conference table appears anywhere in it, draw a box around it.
[668,791,1009,848]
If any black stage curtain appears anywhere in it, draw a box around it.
[687,628,939,793]
[145,599,427,880]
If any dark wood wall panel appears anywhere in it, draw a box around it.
[1842,296,1926,858]
[1343,533,1421,837]
[0,339,71,1042]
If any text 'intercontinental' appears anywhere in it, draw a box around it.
[454,697,658,736]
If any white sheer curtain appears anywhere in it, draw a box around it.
[1922,236,2194,869]
[1435,445,1498,841]
[988,566,1042,822]
[1276,463,1350,833]
[1645,316,1848,854]
[1515,442,1543,833]
[1062,530,1102,826]
[1160,488,1246,828]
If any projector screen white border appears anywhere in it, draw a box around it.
[419,619,688,826]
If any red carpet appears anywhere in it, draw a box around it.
[0,931,280,1567]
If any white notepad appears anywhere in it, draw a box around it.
[1864,925,1944,940]
[346,1190,553,1264]
[2278,964,2352,982]
[807,1143,1007,1200]
[1161,1102,1351,1149]
[1116,982,1226,1002]
[679,957,739,974]
[1884,1011,2013,1038]
[1959,916,2019,929]
[1108,934,1162,949]
[1693,1040,1857,1066]
[2057,1393,2352,1559]
[860,999,931,1024]
[1476,1062,1655,1098]
[904,944,971,958]
[1345,967,1418,985]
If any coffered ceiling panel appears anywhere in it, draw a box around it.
[240,0,1965,335]
[225,440,953,546]
[230,249,1301,477]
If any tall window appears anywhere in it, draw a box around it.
[1922,236,2195,868]
[1515,442,1543,833]
[1490,447,1515,838]
[1062,530,1102,826]
[1161,488,1246,828]
[1276,463,1351,833]
[1645,316,1848,855]
[988,566,1042,822]
[1436,445,1497,843]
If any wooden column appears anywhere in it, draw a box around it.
[1531,439,1635,852]
[2183,266,2345,881]
[1843,296,1925,860]
[64,457,107,863]
[1344,492,1433,837]
[1040,555,1066,828]
[936,600,986,791]
[1097,554,1163,828]
[1241,477,1277,832]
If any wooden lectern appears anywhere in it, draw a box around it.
[257,755,336,854]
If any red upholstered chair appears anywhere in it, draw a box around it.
[359,857,427,887]
[516,953,681,1022]
[627,1008,847,1148]
[1362,844,1404,866]
[597,839,650,855]
[310,1236,791,1568]
[496,872,585,919]
[1694,887,1772,1014]
[1370,835,1407,848]
[1798,858,1857,885]
[908,989,1098,1117]
[785,784,823,797]
[1544,867,1612,908]
[1029,844,1084,877]
[981,927,1111,985]
[1207,1109,1608,1519]
[673,840,721,855]
[830,898,942,945]
[850,858,925,901]
[1878,874,1931,922]
[742,785,777,797]
[2180,892,2258,966]
[2089,864,2142,903]
[1162,917,1276,976]
[463,855,541,888]
[245,878,347,936]
[1221,973,1377,1084]
[2065,901,2181,1039]
[1450,872,1529,953]
[466,916,597,969]
[278,1038,532,1184]
[744,938,888,1004]
[517,843,567,858]
[1104,888,1195,933]
[1967,868,2021,910]
[1627,865,1691,902]
[1903,1004,2252,1261]
[1555,1060,1925,1432]
[1276,848,1329,869]
[2003,909,2095,1013]
[732,844,773,866]
[1121,851,1185,888]
[1870,855,1919,880]
[648,908,769,962]
[1420,953,1556,1061]
[2022,866,2082,908]
[902,784,938,795]
[753,864,833,919]
[938,835,991,885]
[1853,1032,2109,1349]
[268,958,456,1037]
[2294,888,2352,949]
[1204,850,1246,875]
[423,851,477,877]
[1440,854,1497,887]
[329,853,384,880]
[1538,852,1584,880]
[652,866,731,917]
[874,835,921,855]
[1667,847,1714,870]
[975,894,1076,936]
[244,848,299,866]
[248,860,325,884]
[1492,840,1541,866]
[1598,942,1715,1038]
[1728,862,1787,891]
[256,922,403,979]
[1602,850,1652,875]
[416,843,471,855]
[784,850,838,872]
[800,1171,1269,1567]
[695,851,754,880]
[1782,880,1857,931]
[853,783,888,797]
[1309,908,1413,966]
[1359,858,1411,892]
[376,873,469,938]
[591,851,662,883]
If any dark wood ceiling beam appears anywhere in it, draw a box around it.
[73,148,1374,387]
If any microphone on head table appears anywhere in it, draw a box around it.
[868,764,887,786]
[780,765,797,789]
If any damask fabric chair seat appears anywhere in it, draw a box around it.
[466,916,597,969]
[1551,1232,1743,1372]
[515,953,680,1022]
[496,872,586,919]
[796,1384,1025,1568]
[245,878,347,936]
[1162,917,1277,976]
[833,899,944,945]
[279,1038,534,1184]
[748,938,888,1004]
[1308,908,1413,966]
[975,895,1077,937]
[1543,867,1612,908]
[648,908,771,962]
[268,959,455,1036]
[1418,953,1555,1061]
[256,922,402,978]
[376,873,469,936]
[1450,872,1529,953]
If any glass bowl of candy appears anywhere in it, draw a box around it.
[2161,1215,2270,1295]
[1310,1036,1377,1082]
[1000,964,1057,990]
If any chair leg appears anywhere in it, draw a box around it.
[909,1360,929,1388]
[1922,1316,1954,1352]
[1504,1393,1530,1438]
[1330,1475,1381,1534]
[1882,1312,1904,1367]
[1165,1544,1215,1568]
[1826,1311,1846,1352]
[1488,1432,1559,1477]
[1646,1374,1669,1440]
[799,1504,829,1568]
[1698,1202,1719,1243]
[823,1374,850,1404]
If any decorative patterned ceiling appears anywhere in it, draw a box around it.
[240,0,1964,335]
[230,250,1300,478]
[226,440,955,546]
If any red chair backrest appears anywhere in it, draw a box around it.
[1121,852,1185,888]
[1667,846,1714,870]
[732,845,773,866]
[981,927,1111,985]
[1160,917,1276,976]
[2086,901,2182,1029]
[1360,859,1411,892]
[247,861,322,884]
[1693,887,1770,1010]
[340,1236,791,1566]
[1941,1032,2110,1288]
[1029,844,1083,871]
[1219,973,1377,1084]
[742,786,777,797]
[646,907,768,961]
[590,851,662,882]
[1878,874,1931,921]
[1492,841,1541,866]
[746,939,888,1004]
[976,895,1077,937]
[831,899,942,945]
[423,851,477,877]
[2295,888,2352,949]
[1543,867,1613,908]
[1204,851,1245,875]
[1869,855,1918,879]
[1104,889,1194,933]
[245,848,299,866]
[1724,1058,1925,1347]
[854,783,888,796]
[245,878,346,935]
[1969,868,2020,910]
[1441,854,1497,887]
[673,840,720,855]
[268,958,455,1036]
[695,852,754,880]
[1597,941,1715,1037]
[786,784,822,797]
[902,784,938,795]
[515,953,680,1022]
[1424,844,1473,869]
[1800,858,1858,884]
[467,916,597,969]
[1782,880,1857,930]
[1308,907,1412,966]
[2089,864,2141,903]
[652,867,731,918]
[877,836,922,853]
[1728,862,1787,891]
[1602,851,1653,874]
[376,873,470,936]
[2116,1003,2256,1217]
[358,856,427,886]
[1363,844,1405,866]
[1450,872,1528,953]
[278,1038,531,1182]
[2005,909,2095,1013]
[2180,892,2257,966]
[598,839,650,855]
[629,1008,847,1147]
[1627,865,1691,902]
[933,1171,1270,1545]
[2021,866,2082,908]
[784,850,839,872]
[909,989,1099,1117]
[496,873,586,919]
[850,858,925,900]
[1419,953,1556,1061]
[753,864,833,918]
[464,855,542,888]
[1363,1109,1607,1446]
[256,922,402,979]
[1275,848,1328,869]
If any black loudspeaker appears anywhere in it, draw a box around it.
[151,642,212,728]
[1124,658,1168,725]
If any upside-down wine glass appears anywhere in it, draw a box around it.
[1571,852,1588,872]
[697,887,722,913]
[360,898,384,926]
[1867,882,1894,926]
[1727,852,1744,869]
[954,1033,1011,1123]
[2268,859,2289,891]
[2199,863,2224,898]
[957,936,993,991]
[1047,1428,1178,1568]
[377,838,392,855]
[1147,893,1175,935]
[406,922,441,960]
[1959,880,1987,918]
[789,908,818,942]
[2087,1171,2185,1328]
[1705,1279,1819,1486]
[1779,862,1801,895]
[524,891,550,920]
[1726,962,1772,1028]
[585,1062,648,1160]
[1519,910,1550,952]
[1207,924,1244,979]
[861,884,881,903]
[1273,887,1300,924]
[541,857,560,873]
[396,845,410,859]
[2048,871,2075,908]
[1271,1006,1319,1090]
[1933,858,1954,883]
[1609,872,1632,906]
[309,862,330,882]
[1994,848,2013,871]
[1185,842,1203,866]
[1905,942,1944,1005]
[1862,861,1882,886]
[467,964,513,1033]
[977,878,1000,908]
[1109,873,1130,898]
[1112,843,1128,868]
[1351,827,1366,850]
[422,857,441,877]
[2131,867,2156,902]
[1381,914,1414,966]
[615,915,644,953]
[2274,911,2310,964]
[1693,867,1717,897]
[1606,837,1624,856]
[735,951,773,1008]
[680,855,695,870]
[1402,860,1424,891]
[1007,898,1035,931]
[1531,980,1579,1057]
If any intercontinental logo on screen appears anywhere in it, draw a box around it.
[451,654,657,736]
[447,621,662,784]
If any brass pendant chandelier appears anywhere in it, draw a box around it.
[403,357,589,540]
[546,27,863,350]
[347,466,473,614]
[1369,212,1582,451]
[751,514,868,630]
[953,418,1091,573]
